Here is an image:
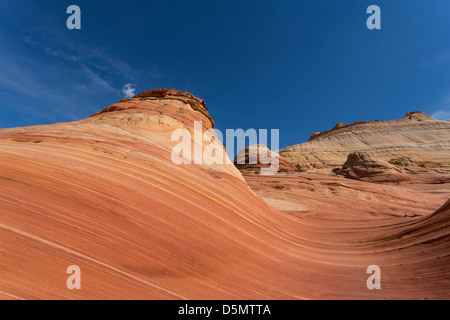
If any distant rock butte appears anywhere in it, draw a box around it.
[1,92,450,300]
[335,151,410,182]
[280,111,450,173]
[92,88,214,129]
[234,145,299,174]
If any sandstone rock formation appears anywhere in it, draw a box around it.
[131,88,214,127]
[335,152,407,182]
[243,172,449,220]
[1,91,449,299]
[234,145,299,174]
[280,111,450,174]
[333,152,448,183]
[86,88,236,178]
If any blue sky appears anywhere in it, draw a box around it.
[0,0,449,149]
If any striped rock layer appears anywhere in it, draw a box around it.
[0,90,449,299]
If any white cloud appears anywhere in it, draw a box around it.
[41,42,139,96]
[0,32,161,126]
[431,109,450,121]
[431,95,450,120]
[122,83,136,98]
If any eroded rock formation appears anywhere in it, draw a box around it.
[1,91,449,300]
[334,152,406,182]
[280,111,450,174]
[234,145,299,174]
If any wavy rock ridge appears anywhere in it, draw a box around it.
[1,90,449,299]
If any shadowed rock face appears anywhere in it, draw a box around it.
[335,152,405,182]
[1,91,450,300]
[280,111,450,173]
[389,156,417,167]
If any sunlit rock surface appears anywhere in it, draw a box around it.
[1,91,449,299]
[280,112,450,174]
